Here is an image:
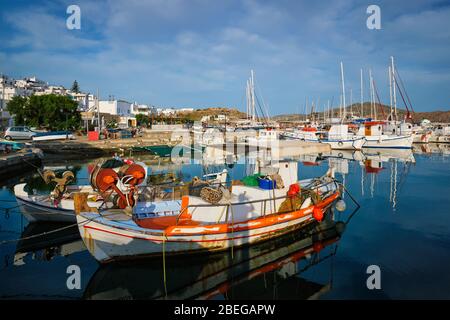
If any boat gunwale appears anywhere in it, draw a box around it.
[80,190,340,238]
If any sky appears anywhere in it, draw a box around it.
[1,0,450,114]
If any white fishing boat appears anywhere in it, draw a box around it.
[14,163,227,223]
[74,161,343,263]
[83,216,345,300]
[281,125,365,150]
[245,128,278,147]
[14,183,104,223]
[357,121,413,149]
[429,126,450,143]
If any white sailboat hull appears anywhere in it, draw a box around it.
[363,135,413,149]
[323,137,366,150]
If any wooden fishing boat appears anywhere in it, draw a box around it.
[14,183,104,223]
[83,215,346,299]
[357,121,413,149]
[74,161,343,263]
[281,125,365,150]
[14,162,227,223]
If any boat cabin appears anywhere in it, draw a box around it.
[357,122,384,137]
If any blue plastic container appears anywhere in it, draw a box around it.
[258,177,276,190]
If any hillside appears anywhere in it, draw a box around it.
[178,107,247,121]
[272,102,450,123]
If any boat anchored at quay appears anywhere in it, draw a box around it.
[357,121,413,149]
[74,161,345,263]
[281,125,366,150]
[14,159,228,223]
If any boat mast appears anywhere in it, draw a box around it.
[350,87,353,118]
[246,79,249,120]
[250,70,256,122]
[304,97,307,122]
[96,88,100,132]
[360,68,364,118]
[340,61,346,123]
[388,66,393,121]
[391,56,397,122]
[327,99,330,123]
[369,69,373,119]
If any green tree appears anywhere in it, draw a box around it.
[71,80,80,93]
[7,94,81,130]
[136,114,150,126]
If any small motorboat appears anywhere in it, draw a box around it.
[74,161,343,263]
[32,131,75,141]
[0,139,28,152]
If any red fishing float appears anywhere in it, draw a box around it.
[287,183,300,197]
[313,206,324,222]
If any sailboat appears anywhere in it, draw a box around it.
[358,59,413,149]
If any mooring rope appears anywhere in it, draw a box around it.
[0,209,113,246]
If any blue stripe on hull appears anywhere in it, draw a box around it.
[363,146,412,149]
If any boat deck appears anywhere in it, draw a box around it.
[101,209,199,230]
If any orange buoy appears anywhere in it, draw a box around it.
[287,183,300,197]
[313,206,324,222]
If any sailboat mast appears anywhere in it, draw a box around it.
[369,69,373,119]
[246,80,250,120]
[340,61,346,122]
[391,56,397,121]
[388,65,393,120]
[350,87,353,118]
[96,88,100,131]
[250,70,256,122]
[360,68,364,118]
[327,99,330,123]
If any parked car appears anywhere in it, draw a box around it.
[3,126,37,140]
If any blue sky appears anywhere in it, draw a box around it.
[1,0,449,114]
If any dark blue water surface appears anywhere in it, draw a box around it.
[0,146,449,299]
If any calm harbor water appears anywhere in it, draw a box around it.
[0,144,449,299]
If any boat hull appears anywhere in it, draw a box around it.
[77,191,340,263]
[14,183,101,223]
[16,197,77,223]
[32,133,75,141]
[363,135,413,149]
[322,137,365,150]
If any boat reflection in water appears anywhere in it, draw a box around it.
[83,208,356,300]
[13,221,84,266]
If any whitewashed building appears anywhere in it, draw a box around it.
[131,103,158,116]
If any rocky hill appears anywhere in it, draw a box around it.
[273,102,450,123]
